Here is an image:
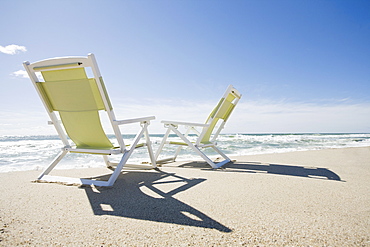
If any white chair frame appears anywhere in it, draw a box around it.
[23,53,157,186]
[155,85,241,169]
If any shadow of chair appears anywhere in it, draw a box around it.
[178,161,342,181]
[82,170,232,232]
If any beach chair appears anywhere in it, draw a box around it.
[155,85,241,168]
[23,53,157,187]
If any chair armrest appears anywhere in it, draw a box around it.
[114,116,155,125]
[161,120,209,127]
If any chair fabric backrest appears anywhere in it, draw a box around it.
[37,67,113,149]
[200,86,241,144]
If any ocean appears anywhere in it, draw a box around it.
[1,133,369,173]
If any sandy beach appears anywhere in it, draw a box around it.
[0,146,369,246]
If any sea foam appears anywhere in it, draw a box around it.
[1,133,369,172]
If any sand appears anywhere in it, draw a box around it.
[0,147,369,246]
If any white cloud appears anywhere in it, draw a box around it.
[0,44,27,55]
[10,70,43,81]
[11,70,29,78]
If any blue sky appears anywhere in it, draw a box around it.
[1,0,370,135]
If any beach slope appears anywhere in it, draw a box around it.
[0,147,369,246]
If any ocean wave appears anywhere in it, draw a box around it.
[1,133,369,172]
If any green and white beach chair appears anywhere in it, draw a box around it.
[23,53,157,187]
[155,85,242,169]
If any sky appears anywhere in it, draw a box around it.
[1,0,370,135]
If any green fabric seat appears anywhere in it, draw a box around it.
[23,53,157,187]
[38,68,113,150]
[155,85,242,169]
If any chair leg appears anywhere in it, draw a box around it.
[106,124,149,186]
[106,151,131,186]
[169,126,232,168]
[192,145,232,168]
[37,149,68,180]
[103,155,112,168]
[171,126,192,160]
[190,145,219,168]
[35,124,158,187]
[211,145,231,161]
[172,145,183,161]
[144,123,157,168]
[168,126,218,168]
[155,128,173,162]
[169,125,197,162]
